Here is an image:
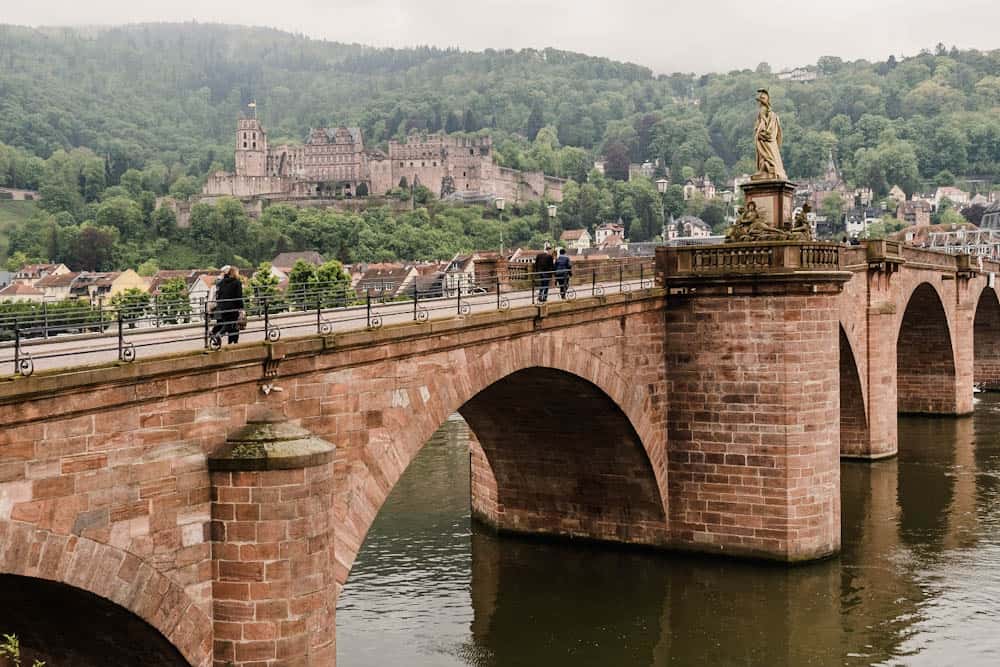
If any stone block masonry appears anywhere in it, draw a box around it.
[3,240,1000,662]
[665,285,845,561]
[209,421,337,666]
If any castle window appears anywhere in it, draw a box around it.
[243,142,248,148]
[421,162,425,167]
[433,162,437,167]
[399,162,404,167]
[252,142,257,149]
[470,149,474,156]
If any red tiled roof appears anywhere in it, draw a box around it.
[0,282,43,296]
[35,272,80,288]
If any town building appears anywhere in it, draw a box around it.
[35,272,80,301]
[683,176,716,201]
[665,216,712,239]
[981,201,1000,230]
[777,67,818,82]
[888,186,907,205]
[205,115,564,205]
[897,200,932,227]
[354,264,419,300]
[595,222,625,246]
[0,282,44,303]
[934,186,971,210]
[628,162,656,181]
[0,187,39,201]
[559,229,592,250]
[69,270,147,303]
[13,263,71,287]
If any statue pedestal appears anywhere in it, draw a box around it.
[742,179,796,229]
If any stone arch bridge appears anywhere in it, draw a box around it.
[0,240,997,665]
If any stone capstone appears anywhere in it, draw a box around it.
[208,420,335,471]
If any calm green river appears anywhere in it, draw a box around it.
[337,398,1000,666]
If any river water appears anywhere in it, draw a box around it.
[337,398,1000,666]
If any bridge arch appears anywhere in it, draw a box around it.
[0,522,213,667]
[333,334,667,588]
[839,325,869,456]
[896,282,958,414]
[973,286,1000,388]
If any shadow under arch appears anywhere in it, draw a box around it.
[0,522,212,667]
[896,282,958,414]
[840,324,869,456]
[0,573,188,666]
[973,286,1000,387]
[333,336,668,589]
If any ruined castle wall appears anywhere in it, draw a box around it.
[202,174,292,198]
[369,159,394,196]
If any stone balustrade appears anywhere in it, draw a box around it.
[656,241,843,283]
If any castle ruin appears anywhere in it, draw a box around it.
[203,115,565,205]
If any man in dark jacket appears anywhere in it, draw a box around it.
[534,243,555,302]
[554,248,572,299]
[211,265,245,345]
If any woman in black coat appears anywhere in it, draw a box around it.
[211,265,245,344]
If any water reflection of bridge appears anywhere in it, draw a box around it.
[467,410,991,666]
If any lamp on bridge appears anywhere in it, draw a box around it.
[547,204,558,243]
[655,178,670,194]
[495,197,506,255]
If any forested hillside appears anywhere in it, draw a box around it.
[1,23,999,270]
[2,22,999,191]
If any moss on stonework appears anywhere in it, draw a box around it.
[229,442,266,459]
[208,420,336,471]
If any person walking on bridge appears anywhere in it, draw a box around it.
[211,265,244,345]
[534,243,555,303]
[554,247,572,299]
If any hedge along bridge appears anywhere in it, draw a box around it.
[1,242,998,666]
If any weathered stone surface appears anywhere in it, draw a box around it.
[1,242,997,664]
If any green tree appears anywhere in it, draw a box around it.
[703,156,727,186]
[157,277,192,324]
[249,262,285,315]
[95,196,144,239]
[168,176,200,200]
[315,259,352,307]
[111,287,150,329]
[119,169,143,197]
[701,199,728,233]
[525,102,545,141]
[137,258,159,276]
[660,185,686,219]
[603,141,630,181]
[287,259,317,309]
[820,193,845,229]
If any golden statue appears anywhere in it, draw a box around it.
[752,89,787,181]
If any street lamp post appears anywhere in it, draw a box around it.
[547,204,558,242]
[655,179,670,239]
[495,197,506,255]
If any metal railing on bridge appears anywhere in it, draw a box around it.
[2,258,656,377]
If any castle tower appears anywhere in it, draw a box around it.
[235,116,268,178]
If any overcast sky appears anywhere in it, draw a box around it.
[3,0,999,73]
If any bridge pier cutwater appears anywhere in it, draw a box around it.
[1,243,999,663]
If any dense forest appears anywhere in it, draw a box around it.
[0,22,998,269]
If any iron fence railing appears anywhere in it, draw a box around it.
[3,258,657,377]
